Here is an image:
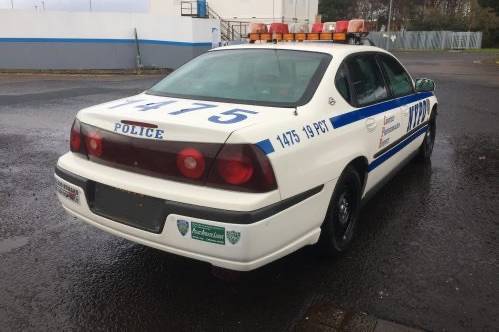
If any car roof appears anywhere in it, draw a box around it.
[211,42,389,58]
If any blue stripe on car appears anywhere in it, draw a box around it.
[256,139,275,155]
[330,92,433,129]
[368,125,428,172]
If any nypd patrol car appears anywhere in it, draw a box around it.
[55,42,437,271]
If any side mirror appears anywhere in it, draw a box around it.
[415,78,436,92]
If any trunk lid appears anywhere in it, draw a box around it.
[78,93,291,143]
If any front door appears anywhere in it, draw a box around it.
[344,53,401,187]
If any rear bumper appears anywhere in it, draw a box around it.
[55,156,334,271]
[55,166,323,227]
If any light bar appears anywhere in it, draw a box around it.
[272,33,283,41]
[248,32,356,43]
[333,33,347,41]
[260,33,271,41]
[307,33,319,40]
[295,33,306,41]
[247,19,369,44]
[320,32,333,40]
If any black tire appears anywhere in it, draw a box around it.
[317,166,362,256]
[416,115,436,162]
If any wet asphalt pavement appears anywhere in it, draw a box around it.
[0,51,498,332]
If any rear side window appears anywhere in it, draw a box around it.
[378,54,414,97]
[346,55,388,106]
[335,63,351,103]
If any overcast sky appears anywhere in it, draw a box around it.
[0,0,149,12]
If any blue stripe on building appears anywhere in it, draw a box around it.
[368,125,428,172]
[330,92,433,129]
[0,37,212,47]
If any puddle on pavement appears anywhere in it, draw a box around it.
[0,236,29,254]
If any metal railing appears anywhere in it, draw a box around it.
[206,5,232,41]
[180,1,248,41]
[225,20,250,41]
[180,1,207,18]
[369,31,483,50]
[206,4,249,41]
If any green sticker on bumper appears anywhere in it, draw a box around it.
[191,222,225,245]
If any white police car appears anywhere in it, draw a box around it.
[55,41,437,271]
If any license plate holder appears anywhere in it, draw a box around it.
[90,183,166,234]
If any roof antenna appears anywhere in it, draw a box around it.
[294,107,298,116]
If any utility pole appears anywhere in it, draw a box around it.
[386,0,393,50]
[41,1,45,11]
[89,0,93,12]
[294,0,298,23]
[10,0,14,9]
[306,0,310,24]
[272,0,275,22]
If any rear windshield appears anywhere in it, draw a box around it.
[147,49,332,108]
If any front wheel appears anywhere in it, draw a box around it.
[317,166,362,255]
[416,116,436,162]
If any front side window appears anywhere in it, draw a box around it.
[148,49,332,107]
[378,54,414,97]
[346,55,389,106]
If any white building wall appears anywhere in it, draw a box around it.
[0,10,216,43]
[282,0,319,23]
[207,0,281,21]
[148,0,319,24]
[0,9,219,69]
[150,0,178,15]
[207,0,318,24]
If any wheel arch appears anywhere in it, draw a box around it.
[318,155,367,254]
[430,102,438,120]
[345,156,369,195]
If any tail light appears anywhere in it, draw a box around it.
[70,119,81,153]
[207,144,276,192]
[67,120,277,193]
[216,146,254,185]
[176,148,206,179]
[85,132,103,157]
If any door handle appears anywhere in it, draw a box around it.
[365,118,377,132]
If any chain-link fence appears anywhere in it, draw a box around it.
[369,31,483,50]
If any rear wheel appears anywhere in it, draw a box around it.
[416,116,436,162]
[317,166,362,255]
